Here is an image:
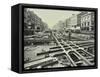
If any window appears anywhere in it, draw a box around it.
[92,21,94,25]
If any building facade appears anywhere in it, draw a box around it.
[80,12,94,32]
[66,14,77,29]
[24,9,48,35]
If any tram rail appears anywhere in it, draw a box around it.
[24,32,95,69]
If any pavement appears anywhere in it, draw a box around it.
[24,45,54,63]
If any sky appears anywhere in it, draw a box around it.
[28,8,80,29]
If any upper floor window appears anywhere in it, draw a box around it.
[88,22,90,26]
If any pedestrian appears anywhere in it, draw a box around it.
[68,30,72,41]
